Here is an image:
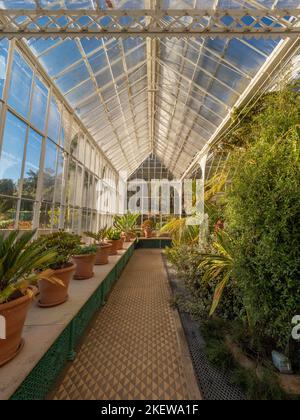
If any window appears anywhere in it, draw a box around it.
[0,39,9,98]
[48,97,61,143]
[67,159,76,207]
[0,112,27,196]
[43,139,57,203]
[22,129,42,200]
[8,51,33,119]
[30,77,48,133]
[75,165,83,207]
[54,148,64,203]
[83,170,89,208]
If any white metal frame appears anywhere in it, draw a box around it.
[0,3,299,187]
[0,8,299,38]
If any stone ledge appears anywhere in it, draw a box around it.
[0,242,134,400]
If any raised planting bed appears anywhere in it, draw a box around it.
[0,242,134,401]
[135,237,172,249]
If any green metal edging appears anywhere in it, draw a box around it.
[10,244,134,400]
[135,238,172,249]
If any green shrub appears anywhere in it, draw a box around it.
[85,227,108,245]
[224,84,300,350]
[0,219,14,229]
[38,231,82,270]
[0,230,57,303]
[205,338,235,373]
[74,245,98,255]
[226,128,300,349]
[230,367,287,401]
[165,243,243,321]
[107,229,121,241]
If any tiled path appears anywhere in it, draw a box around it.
[50,250,200,400]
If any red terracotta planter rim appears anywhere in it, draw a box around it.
[96,243,112,249]
[0,292,31,311]
[50,262,76,275]
[72,253,97,259]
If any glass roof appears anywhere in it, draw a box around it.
[128,153,174,182]
[0,1,298,9]
[1,0,296,178]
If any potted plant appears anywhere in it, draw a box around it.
[0,230,57,366]
[37,231,82,307]
[113,212,139,242]
[72,245,98,280]
[115,230,124,251]
[142,220,153,238]
[106,229,122,256]
[85,228,112,265]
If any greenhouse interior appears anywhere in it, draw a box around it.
[0,0,299,403]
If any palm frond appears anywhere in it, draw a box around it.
[199,231,235,315]
[0,230,57,302]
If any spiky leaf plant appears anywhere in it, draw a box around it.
[0,230,57,304]
[85,227,109,245]
[113,212,139,235]
[199,230,234,316]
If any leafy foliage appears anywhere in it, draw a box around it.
[106,229,121,241]
[197,83,300,350]
[200,231,235,316]
[113,212,139,235]
[0,219,14,229]
[225,125,300,349]
[74,245,98,256]
[230,367,287,401]
[37,231,81,270]
[160,218,200,245]
[85,227,108,245]
[0,230,57,303]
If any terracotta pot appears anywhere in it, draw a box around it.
[122,233,132,243]
[95,244,112,265]
[116,239,124,251]
[144,228,152,239]
[38,263,75,308]
[108,240,119,256]
[0,294,32,366]
[72,253,97,280]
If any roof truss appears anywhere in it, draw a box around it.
[0,8,299,38]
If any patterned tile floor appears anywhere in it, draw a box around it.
[49,250,197,400]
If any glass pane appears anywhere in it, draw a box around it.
[39,201,52,230]
[0,39,9,99]
[82,170,89,208]
[8,51,33,119]
[19,199,34,230]
[73,207,80,231]
[30,76,48,132]
[0,195,17,230]
[43,138,57,203]
[49,204,61,229]
[48,97,61,143]
[54,149,64,203]
[65,206,73,230]
[67,159,76,206]
[39,39,82,78]
[22,128,42,200]
[75,165,83,207]
[0,112,27,195]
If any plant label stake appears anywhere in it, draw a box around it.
[292,315,300,340]
[0,315,6,340]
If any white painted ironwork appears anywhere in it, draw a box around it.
[0,8,299,38]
